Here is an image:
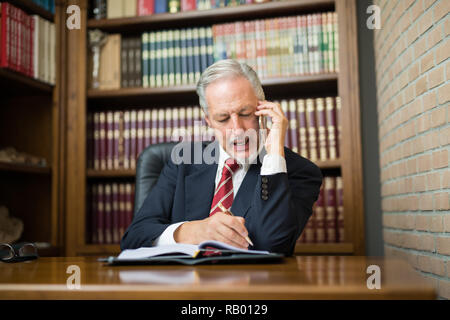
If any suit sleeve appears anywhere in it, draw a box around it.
[120,158,179,250]
[248,154,323,256]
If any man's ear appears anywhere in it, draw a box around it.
[204,115,212,127]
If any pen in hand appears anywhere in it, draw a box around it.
[217,202,254,247]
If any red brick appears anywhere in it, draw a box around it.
[418,234,435,251]
[434,192,450,210]
[436,40,450,65]
[418,9,434,36]
[438,280,450,300]
[420,51,435,74]
[419,193,434,211]
[434,0,450,22]
[431,215,444,232]
[410,0,424,23]
[414,175,427,192]
[417,255,445,276]
[432,149,448,168]
[422,91,437,111]
[430,106,446,127]
[415,215,431,231]
[438,82,450,104]
[444,215,450,232]
[427,172,441,190]
[415,75,428,96]
[427,25,443,48]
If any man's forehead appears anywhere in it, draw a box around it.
[212,104,254,117]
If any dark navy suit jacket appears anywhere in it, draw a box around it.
[121,142,323,255]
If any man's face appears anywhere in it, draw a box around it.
[204,76,260,162]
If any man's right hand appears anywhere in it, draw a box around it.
[173,213,249,249]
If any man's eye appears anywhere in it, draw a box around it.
[240,114,251,117]
[217,118,229,123]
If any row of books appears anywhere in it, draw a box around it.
[94,12,338,89]
[87,96,340,171]
[31,0,55,14]
[213,12,339,79]
[0,2,56,84]
[87,106,210,170]
[91,0,271,19]
[276,96,341,162]
[89,182,135,245]
[297,175,343,244]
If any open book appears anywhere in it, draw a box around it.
[101,240,284,265]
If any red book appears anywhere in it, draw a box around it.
[165,108,173,142]
[151,109,158,145]
[297,99,308,159]
[324,177,337,243]
[325,97,337,160]
[125,183,134,228]
[106,111,114,170]
[130,110,137,169]
[91,184,98,244]
[99,112,107,170]
[111,183,120,244]
[137,0,154,16]
[97,184,105,244]
[123,111,131,169]
[305,98,318,161]
[336,176,344,242]
[29,12,34,77]
[0,2,11,68]
[172,107,180,142]
[288,99,299,154]
[181,0,196,11]
[86,113,93,169]
[144,109,151,148]
[16,6,22,74]
[136,110,144,160]
[113,111,121,169]
[314,186,325,243]
[315,98,328,161]
[104,183,112,244]
[93,113,100,169]
[336,97,341,158]
[119,183,126,240]
[178,107,187,142]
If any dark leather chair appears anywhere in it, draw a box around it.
[134,142,177,216]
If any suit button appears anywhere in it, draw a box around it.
[262,189,268,195]
[262,195,268,201]
[261,183,268,189]
[262,177,268,183]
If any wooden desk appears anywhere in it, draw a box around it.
[0,256,435,299]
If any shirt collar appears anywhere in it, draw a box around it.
[218,143,265,172]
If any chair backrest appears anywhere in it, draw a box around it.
[134,142,177,216]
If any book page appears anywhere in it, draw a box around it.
[198,240,270,255]
[118,244,199,260]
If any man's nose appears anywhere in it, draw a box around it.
[229,114,244,131]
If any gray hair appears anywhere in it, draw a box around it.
[196,59,265,115]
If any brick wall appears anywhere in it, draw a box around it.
[373,0,449,299]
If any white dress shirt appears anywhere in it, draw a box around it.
[153,145,287,245]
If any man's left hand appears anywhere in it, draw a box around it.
[255,100,288,158]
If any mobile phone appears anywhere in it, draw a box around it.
[259,115,267,130]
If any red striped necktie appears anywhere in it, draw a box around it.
[209,158,240,216]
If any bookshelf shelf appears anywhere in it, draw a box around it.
[294,242,354,254]
[9,0,54,22]
[0,162,51,175]
[87,0,334,32]
[87,73,338,102]
[0,68,53,95]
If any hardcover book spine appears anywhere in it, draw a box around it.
[127,36,135,87]
[180,29,188,85]
[167,29,175,86]
[154,0,167,13]
[144,109,151,149]
[192,28,201,83]
[305,98,318,162]
[178,107,187,141]
[104,183,112,244]
[111,183,120,244]
[137,0,154,16]
[296,99,308,159]
[321,13,329,73]
[280,100,290,147]
[97,183,105,244]
[186,106,194,141]
[113,111,121,169]
[155,31,162,87]
[336,176,344,242]
[99,112,107,170]
[123,111,131,169]
[87,113,94,169]
[206,27,214,67]
[157,108,165,143]
[193,106,201,142]
[288,99,299,154]
[173,29,181,85]
[151,109,158,144]
[93,113,100,170]
[325,97,337,160]
[91,184,98,244]
[106,111,114,169]
[181,0,196,11]
[199,27,208,74]
[149,31,156,87]
[125,183,134,228]
[315,98,328,161]
[141,33,149,87]
[165,108,173,142]
[172,107,180,142]
[314,186,325,243]
[336,96,341,158]
[136,110,144,160]
[130,110,137,169]
[119,183,126,240]
[161,30,168,86]
[324,176,337,243]
[304,210,315,243]
[333,12,339,72]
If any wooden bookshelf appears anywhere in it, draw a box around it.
[65,0,364,257]
[0,162,51,175]
[0,68,53,95]
[0,1,64,257]
[88,0,334,32]
[10,0,54,21]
